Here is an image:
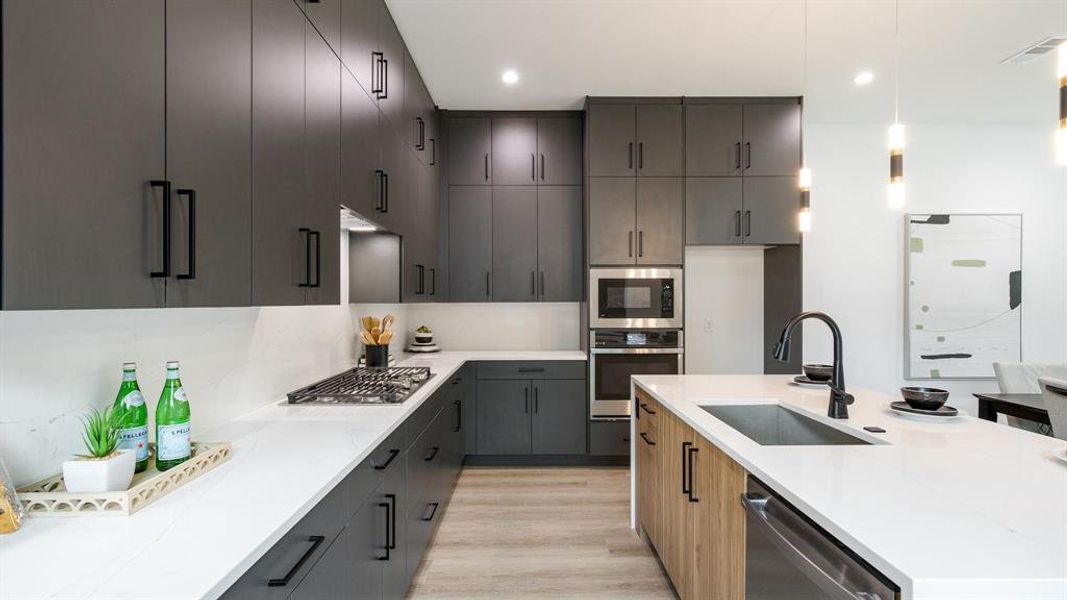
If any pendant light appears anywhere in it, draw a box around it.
[1057,33,1067,165]
[887,0,906,208]
[798,0,813,232]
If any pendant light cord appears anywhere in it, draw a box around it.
[894,0,900,125]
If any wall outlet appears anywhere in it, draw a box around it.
[703,318,713,333]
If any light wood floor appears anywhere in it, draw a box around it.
[407,467,676,600]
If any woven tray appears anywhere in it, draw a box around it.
[17,441,231,517]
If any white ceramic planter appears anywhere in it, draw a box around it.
[61,449,136,493]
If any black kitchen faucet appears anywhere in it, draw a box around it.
[772,311,855,419]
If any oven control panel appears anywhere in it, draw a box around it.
[593,329,682,349]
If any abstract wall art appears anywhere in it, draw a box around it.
[904,214,1022,380]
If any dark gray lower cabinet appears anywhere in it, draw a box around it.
[531,379,587,455]
[491,186,539,301]
[475,380,533,454]
[447,186,492,301]
[589,420,631,457]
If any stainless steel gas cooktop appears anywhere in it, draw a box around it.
[286,366,434,405]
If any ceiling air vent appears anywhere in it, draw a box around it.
[1001,36,1067,64]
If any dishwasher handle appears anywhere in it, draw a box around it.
[741,492,891,600]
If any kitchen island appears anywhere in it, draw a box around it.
[630,374,1067,600]
[0,351,585,600]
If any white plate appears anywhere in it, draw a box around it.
[788,381,829,390]
[1052,448,1067,465]
[888,404,964,422]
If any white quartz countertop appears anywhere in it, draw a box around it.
[0,351,586,600]
[631,374,1067,600]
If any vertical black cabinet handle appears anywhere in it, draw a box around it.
[628,231,634,257]
[744,210,752,237]
[415,264,424,295]
[383,172,390,213]
[686,446,700,502]
[311,230,321,288]
[540,153,545,180]
[638,142,644,170]
[638,231,644,257]
[680,441,692,496]
[734,142,742,169]
[380,57,389,100]
[534,385,539,413]
[424,446,440,461]
[531,153,536,181]
[539,271,544,298]
[374,170,385,211]
[377,500,391,561]
[628,142,633,170]
[298,228,312,288]
[371,52,384,96]
[429,268,436,295]
[416,117,425,150]
[452,399,462,432]
[386,494,396,550]
[530,271,535,296]
[268,535,325,586]
[524,386,529,413]
[485,271,491,297]
[744,142,752,169]
[421,502,439,522]
[175,189,196,280]
[734,210,742,238]
[484,153,489,181]
[430,138,437,165]
[149,180,172,278]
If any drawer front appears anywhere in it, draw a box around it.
[589,420,631,456]
[476,360,586,381]
[635,392,661,424]
[348,427,404,509]
[405,385,447,446]
[220,477,349,599]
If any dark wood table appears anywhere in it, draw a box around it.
[972,392,1049,424]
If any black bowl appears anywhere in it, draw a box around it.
[900,386,949,410]
[802,364,834,382]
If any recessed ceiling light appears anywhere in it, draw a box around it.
[853,71,875,86]
[501,69,519,85]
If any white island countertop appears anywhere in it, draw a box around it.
[0,351,586,600]
[632,374,1067,600]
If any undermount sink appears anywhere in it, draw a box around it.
[700,404,872,446]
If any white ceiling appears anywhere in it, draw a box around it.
[387,0,1067,124]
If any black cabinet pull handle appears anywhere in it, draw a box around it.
[539,271,544,298]
[734,210,742,238]
[745,142,752,169]
[175,189,196,280]
[429,268,436,295]
[687,446,700,502]
[485,271,491,297]
[680,441,692,496]
[530,271,535,296]
[531,153,536,181]
[640,432,656,446]
[524,386,529,413]
[424,446,440,461]
[628,231,634,257]
[640,402,656,415]
[416,117,425,150]
[430,138,437,165]
[415,264,425,295]
[638,231,644,257]
[300,226,311,288]
[734,142,742,169]
[377,501,391,561]
[540,153,545,180]
[374,448,400,470]
[421,502,439,522]
[744,210,752,237]
[149,180,171,278]
[374,170,385,211]
[517,367,545,373]
[311,230,321,288]
[452,399,462,432]
[268,535,325,586]
[484,153,489,181]
[534,385,539,413]
[380,57,389,100]
[386,494,397,550]
[638,142,644,170]
[371,52,384,96]
[628,142,633,170]
[382,172,389,213]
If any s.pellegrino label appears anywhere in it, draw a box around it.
[155,361,192,471]
[112,363,149,472]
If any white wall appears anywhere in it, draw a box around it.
[802,122,1067,414]
[684,246,765,375]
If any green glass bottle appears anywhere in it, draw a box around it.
[155,361,191,472]
[112,362,149,473]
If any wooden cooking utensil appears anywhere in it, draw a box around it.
[371,326,382,342]
[382,314,395,332]
[361,316,374,332]
[370,317,381,331]
[359,331,377,345]
[378,330,393,345]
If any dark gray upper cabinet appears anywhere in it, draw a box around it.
[348,232,400,304]
[165,0,252,308]
[587,178,636,266]
[686,177,743,245]
[742,177,801,245]
[304,22,342,306]
[531,379,586,455]
[341,68,381,221]
[377,8,406,132]
[448,186,492,301]
[299,0,340,56]
[742,103,801,177]
[339,0,379,98]
[536,186,583,302]
[403,161,438,303]
[587,104,635,176]
[379,132,411,233]
[635,105,684,177]
[537,117,582,185]
[251,0,307,307]
[686,104,744,176]
[491,186,538,301]
[635,178,684,265]
[476,380,533,454]
[448,118,492,185]
[491,118,538,185]
[1,1,166,310]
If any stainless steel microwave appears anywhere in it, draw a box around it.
[588,267,682,329]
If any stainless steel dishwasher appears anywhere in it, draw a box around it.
[742,476,901,600]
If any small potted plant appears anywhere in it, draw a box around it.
[61,407,136,493]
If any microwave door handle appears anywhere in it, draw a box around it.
[741,493,873,600]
